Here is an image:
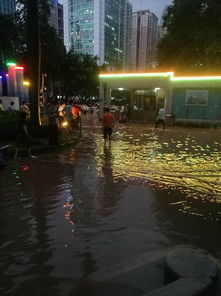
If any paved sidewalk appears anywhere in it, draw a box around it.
[0,133,81,160]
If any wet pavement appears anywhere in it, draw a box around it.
[1,114,221,295]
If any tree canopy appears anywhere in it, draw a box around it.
[158,0,221,74]
[62,51,99,100]
[0,1,100,101]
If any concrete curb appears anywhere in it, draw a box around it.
[144,247,219,296]
[1,135,81,162]
[166,247,218,280]
[74,246,221,296]
[143,276,213,296]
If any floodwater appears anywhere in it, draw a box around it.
[1,114,221,295]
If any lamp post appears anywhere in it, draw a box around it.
[23,81,30,102]
[0,76,2,97]
[15,66,24,102]
[26,0,41,126]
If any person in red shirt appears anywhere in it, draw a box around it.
[102,107,115,145]
[72,102,81,132]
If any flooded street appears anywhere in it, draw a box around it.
[1,114,221,295]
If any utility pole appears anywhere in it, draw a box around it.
[26,0,41,126]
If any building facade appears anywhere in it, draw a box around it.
[0,0,16,15]
[99,72,221,124]
[69,0,132,68]
[48,0,64,41]
[58,0,69,49]
[131,10,158,71]
[58,2,64,40]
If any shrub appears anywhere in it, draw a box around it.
[0,111,19,139]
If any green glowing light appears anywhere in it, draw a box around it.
[171,76,221,81]
[6,62,16,67]
[99,72,221,82]
[99,72,174,78]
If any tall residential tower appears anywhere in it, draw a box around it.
[48,0,64,41]
[131,10,158,71]
[69,0,132,68]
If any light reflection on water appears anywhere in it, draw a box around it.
[1,119,221,295]
[94,128,221,201]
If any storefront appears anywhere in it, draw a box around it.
[99,72,173,122]
[99,72,221,123]
[171,77,221,123]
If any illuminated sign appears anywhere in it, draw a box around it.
[99,72,221,82]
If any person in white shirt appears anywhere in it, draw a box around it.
[58,101,65,127]
[0,99,4,111]
[62,101,74,133]
[8,101,16,112]
[155,106,166,129]
[20,101,30,117]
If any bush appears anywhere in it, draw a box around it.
[0,111,19,139]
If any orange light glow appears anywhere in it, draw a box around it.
[62,121,68,127]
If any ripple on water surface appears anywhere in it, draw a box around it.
[94,129,221,202]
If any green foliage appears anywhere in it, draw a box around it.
[0,111,19,137]
[0,14,24,67]
[1,1,100,101]
[158,0,221,73]
[62,51,99,100]
[0,111,19,125]
[41,24,66,80]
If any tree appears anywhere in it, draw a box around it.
[62,51,99,102]
[77,54,99,100]
[40,24,66,96]
[0,14,24,67]
[25,0,41,126]
[158,0,221,73]
[2,0,100,110]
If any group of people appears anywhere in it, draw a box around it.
[0,99,30,115]
[47,100,81,145]
[13,100,82,159]
[11,98,166,160]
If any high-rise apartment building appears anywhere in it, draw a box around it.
[58,2,64,40]
[59,0,69,49]
[0,0,16,15]
[69,0,132,68]
[131,10,158,71]
[48,0,64,41]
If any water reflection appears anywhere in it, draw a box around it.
[99,145,120,216]
[95,127,221,202]
[0,163,58,294]
[1,118,221,295]
[152,185,221,257]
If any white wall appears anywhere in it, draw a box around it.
[0,97,20,111]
